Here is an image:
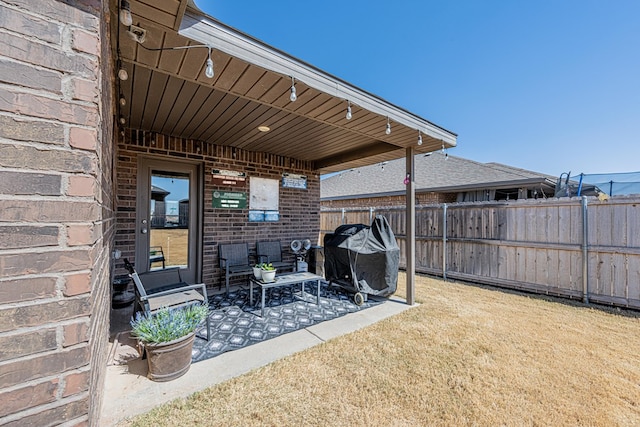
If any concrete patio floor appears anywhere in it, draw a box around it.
[100,293,415,426]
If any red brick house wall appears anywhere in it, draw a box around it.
[0,0,113,425]
[115,130,321,289]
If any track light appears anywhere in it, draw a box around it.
[418,130,423,146]
[346,101,352,120]
[119,0,133,26]
[205,47,214,78]
[289,77,297,102]
[385,117,391,135]
[119,94,126,106]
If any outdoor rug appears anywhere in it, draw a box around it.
[191,280,380,363]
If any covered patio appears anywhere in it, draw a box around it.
[112,0,456,304]
[105,0,455,422]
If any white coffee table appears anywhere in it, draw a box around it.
[249,272,323,317]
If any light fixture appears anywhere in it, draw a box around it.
[205,47,214,78]
[418,130,423,146]
[289,77,297,102]
[442,142,448,159]
[118,68,128,80]
[119,0,133,26]
[385,117,391,135]
[346,101,352,120]
[258,125,270,132]
[119,116,126,125]
[117,61,128,80]
[119,94,126,106]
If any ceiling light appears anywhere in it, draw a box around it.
[258,125,270,132]
[119,0,133,26]
[205,47,214,78]
[119,94,126,106]
[418,130,423,146]
[117,62,128,81]
[289,77,297,102]
[385,117,391,135]
[346,101,352,120]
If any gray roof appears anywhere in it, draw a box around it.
[320,152,557,200]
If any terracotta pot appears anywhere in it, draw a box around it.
[143,332,195,382]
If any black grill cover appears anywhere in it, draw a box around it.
[323,215,399,297]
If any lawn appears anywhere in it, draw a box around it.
[121,273,640,426]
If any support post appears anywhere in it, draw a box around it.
[581,196,589,304]
[442,203,447,280]
[406,147,415,305]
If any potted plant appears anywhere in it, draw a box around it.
[260,262,276,282]
[253,263,264,280]
[130,303,209,382]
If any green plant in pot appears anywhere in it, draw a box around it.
[260,262,276,282]
[130,303,209,382]
[253,263,265,280]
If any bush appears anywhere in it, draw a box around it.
[130,303,209,344]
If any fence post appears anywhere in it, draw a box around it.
[341,208,345,224]
[369,207,374,223]
[443,203,447,280]
[581,196,589,304]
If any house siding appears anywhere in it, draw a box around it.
[0,0,113,425]
[115,130,321,290]
[321,192,457,209]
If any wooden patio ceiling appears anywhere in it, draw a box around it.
[114,0,457,173]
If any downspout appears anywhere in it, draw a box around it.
[581,196,589,304]
[442,203,447,280]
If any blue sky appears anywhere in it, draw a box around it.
[196,1,639,177]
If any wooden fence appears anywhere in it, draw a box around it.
[320,196,640,309]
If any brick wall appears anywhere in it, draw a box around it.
[115,130,320,290]
[0,0,112,425]
[320,191,457,209]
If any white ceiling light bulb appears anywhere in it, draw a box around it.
[418,130,423,146]
[117,65,128,81]
[386,117,391,135]
[346,101,352,120]
[289,77,297,102]
[120,0,133,26]
[205,47,214,78]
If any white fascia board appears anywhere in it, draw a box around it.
[179,10,457,147]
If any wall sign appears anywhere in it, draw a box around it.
[212,191,247,209]
[250,177,279,210]
[282,173,307,189]
[211,169,246,187]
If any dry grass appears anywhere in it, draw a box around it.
[149,228,188,267]
[121,273,640,426]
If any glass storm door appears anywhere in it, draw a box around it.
[136,158,201,283]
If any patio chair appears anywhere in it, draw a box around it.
[149,246,165,269]
[123,258,210,341]
[256,241,296,272]
[218,243,254,295]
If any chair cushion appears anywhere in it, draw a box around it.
[147,289,205,311]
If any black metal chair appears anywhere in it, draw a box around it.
[149,246,165,269]
[256,241,296,272]
[218,243,254,295]
[123,259,210,341]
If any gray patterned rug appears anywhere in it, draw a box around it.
[191,281,380,363]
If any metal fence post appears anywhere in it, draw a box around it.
[443,203,447,280]
[341,208,345,224]
[369,206,374,223]
[581,196,589,304]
